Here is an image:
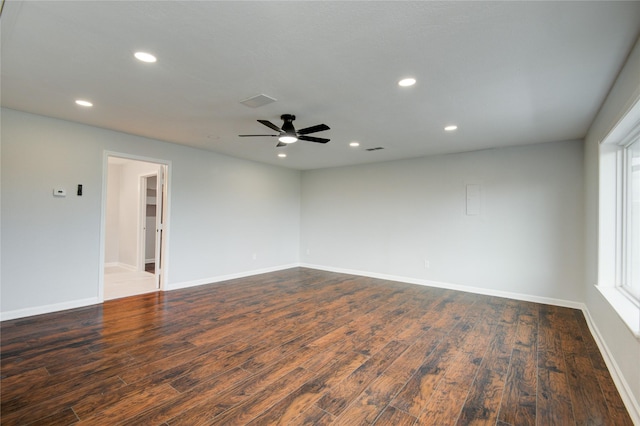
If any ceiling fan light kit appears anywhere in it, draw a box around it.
[239,114,330,148]
[278,115,298,143]
[279,135,298,143]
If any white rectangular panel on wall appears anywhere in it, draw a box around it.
[466,184,481,215]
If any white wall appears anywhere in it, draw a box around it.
[584,37,640,416]
[301,140,584,304]
[1,108,301,316]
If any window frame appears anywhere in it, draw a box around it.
[618,136,640,304]
[598,98,640,338]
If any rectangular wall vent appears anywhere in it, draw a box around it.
[365,147,385,151]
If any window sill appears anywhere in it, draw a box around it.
[596,285,640,339]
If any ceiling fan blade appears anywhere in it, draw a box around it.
[276,142,287,147]
[299,135,330,143]
[257,120,282,132]
[238,134,278,137]
[297,123,330,135]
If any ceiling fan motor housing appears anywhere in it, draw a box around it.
[281,115,296,130]
[280,114,297,138]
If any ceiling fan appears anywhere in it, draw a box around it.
[239,114,330,147]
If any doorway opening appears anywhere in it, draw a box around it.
[103,155,168,300]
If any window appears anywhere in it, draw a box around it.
[621,138,640,303]
[598,99,640,337]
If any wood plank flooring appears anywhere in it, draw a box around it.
[0,268,633,425]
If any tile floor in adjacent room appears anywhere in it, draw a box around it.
[104,265,158,300]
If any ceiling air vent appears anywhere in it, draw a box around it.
[365,147,385,151]
[240,94,277,108]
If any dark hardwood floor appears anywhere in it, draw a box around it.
[0,268,633,425]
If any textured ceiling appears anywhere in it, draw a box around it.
[2,1,640,170]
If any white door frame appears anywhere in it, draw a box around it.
[156,165,167,290]
[99,151,171,302]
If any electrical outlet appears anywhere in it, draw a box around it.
[424,259,430,269]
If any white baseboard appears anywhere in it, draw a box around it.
[300,263,584,309]
[167,263,300,291]
[0,297,100,322]
[581,308,640,425]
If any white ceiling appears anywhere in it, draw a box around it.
[2,1,639,170]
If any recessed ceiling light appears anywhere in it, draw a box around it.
[444,125,458,131]
[398,78,416,87]
[349,142,360,147]
[278,153,287,158]
[134,51,157,63]
[75,100,93,107]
